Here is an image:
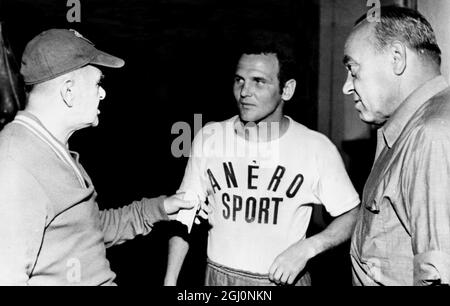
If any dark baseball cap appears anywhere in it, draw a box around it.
[21,29,125,85]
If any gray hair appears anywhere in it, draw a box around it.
[356,5,441,66]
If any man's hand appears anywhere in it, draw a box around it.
[268,239,316,285]
[164,193,195,219]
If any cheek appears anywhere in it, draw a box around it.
[89,88,101,102]
[356,73,388,107]
[233,86,240,99]
[263,90,281,108]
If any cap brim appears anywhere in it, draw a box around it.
[91,50,125,68]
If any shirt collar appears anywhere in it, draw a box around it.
[381,75,449,149]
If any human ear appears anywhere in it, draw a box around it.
[60,79,75,108]
[281,79,297,101]
[390,41,407,75]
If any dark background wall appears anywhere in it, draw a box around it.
[0,0,346,286]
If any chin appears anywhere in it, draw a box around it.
[239,111,261,123]
[357,111,371,123]
[91,116,99,127]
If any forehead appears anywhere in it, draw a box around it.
[235,53,280,77]
[344,24,376,62]
[78,65,103,79]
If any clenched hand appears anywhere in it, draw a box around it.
[268,238,316,285]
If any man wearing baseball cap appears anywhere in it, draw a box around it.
[0,29,193,285]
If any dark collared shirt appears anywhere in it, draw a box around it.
[351,76,450,286]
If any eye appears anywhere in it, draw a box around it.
[234,77,244,85]
[254,78,266,86]
[97,75,105,87]
[346,65,357,78]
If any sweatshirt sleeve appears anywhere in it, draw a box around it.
[99,196,169,248]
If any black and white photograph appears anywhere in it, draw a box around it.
[0,0,449,294]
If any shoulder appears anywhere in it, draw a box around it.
[0,122,49,170]
[200,116,237,134]
[192,116,237,142]
[0,140,38,189]
[0,123,32,157]
[287,117,338,151]
[413,90,450,141]
[188,116,237,156]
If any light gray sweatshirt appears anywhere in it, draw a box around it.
[0,111,168,285]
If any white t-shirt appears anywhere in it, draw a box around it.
[177,116,359,274]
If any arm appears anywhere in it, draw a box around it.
[100,196,167,248]
[269,206,359,285]
[0,158,47,285]
[164,235,190,286]
[164,200,210,285]
[100,194,193,248]
[269,137,360,285]
[407,125,450,286]
[308,205,359,255]
[164,127,209,285]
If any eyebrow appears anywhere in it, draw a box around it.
[234,73,270,81]
[253,76,268,82]
[342,55,354,66]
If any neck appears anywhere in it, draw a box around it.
[237,113,290,142]
[387,66,441,123]
[401,61,441,101]
[25,106,75,146]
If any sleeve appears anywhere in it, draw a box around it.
[178,126,209,199]
[175,126,210,229]
[0,157,48,285]
[99,196,168,248]
[406,125,450,286]
[314,137,360,217]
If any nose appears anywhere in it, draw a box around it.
[240,82,253,98]
[342,72,354,95]
[99,86,106,100]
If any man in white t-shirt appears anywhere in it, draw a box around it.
[165,33,360,286]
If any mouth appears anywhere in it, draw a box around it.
[354,100,363,107]
[239,101,255,108]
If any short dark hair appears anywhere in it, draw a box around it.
[235,31,298,91]
[355,5,441,66]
